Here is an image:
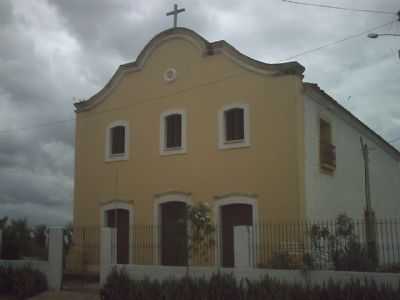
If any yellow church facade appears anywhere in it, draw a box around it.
[69,27,308,271]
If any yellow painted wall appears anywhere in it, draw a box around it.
[73,37,305,229]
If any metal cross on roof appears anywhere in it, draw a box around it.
[166,4,185,28]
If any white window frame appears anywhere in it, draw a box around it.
[160,109,187,156]
[218,103,250,150]
[105,120,129,161]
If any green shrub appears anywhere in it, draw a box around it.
[13,265,47,300]
[268,251,292,269]
[100,269,400,300]
[0,265,14,294]
[101,268,132,300]
[0,265,47,300]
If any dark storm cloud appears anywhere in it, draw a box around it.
[0,0,399,225]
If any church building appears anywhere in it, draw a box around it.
[68,24,400,272]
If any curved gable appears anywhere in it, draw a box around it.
[75,27,305,112]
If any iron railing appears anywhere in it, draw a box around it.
[67,218,400,273]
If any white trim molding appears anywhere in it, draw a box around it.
[105,120,130,162]
[160,109,187,156]
[100,200,134,264]
[218,103,250,150]
[153,192,192,265]
[213,194,257,267]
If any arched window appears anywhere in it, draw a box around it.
[225,108,244,141]
[106,120,129,161]
[111,126,126,155]
[218,104,250,149]
[160,110,187,155]
[165,114,182,148]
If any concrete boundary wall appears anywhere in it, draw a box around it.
[0,227,64,290]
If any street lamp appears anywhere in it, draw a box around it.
[367,33,400,38]
[367,20,400,59]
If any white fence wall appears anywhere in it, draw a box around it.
[0,227,64,291]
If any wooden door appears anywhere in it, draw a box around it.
[160,202,188,266]
[221,204,252,267]
[106,209,130,264]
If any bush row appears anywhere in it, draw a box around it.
[0,265,47,300]
[101,268,400,300]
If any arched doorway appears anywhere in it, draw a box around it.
[160,201,188,266]
[154,192,191,266]
[101,201,133,264]
[221,204,253,267]
[215,195,257,268]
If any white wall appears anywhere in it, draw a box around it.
[304,92,400,220]
[0,228,64,291]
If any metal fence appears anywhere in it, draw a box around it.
[67,218,400,273]
[65,226,100,275]
[130,218,400,271]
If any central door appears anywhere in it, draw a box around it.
[221,204,253,267]
[160,201,188,266]
[106,209,129,264]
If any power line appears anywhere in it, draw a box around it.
[388,136,400,144]
[282,0,397,15]
[281,20,396,61]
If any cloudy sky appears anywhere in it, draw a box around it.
[0,0,399,226]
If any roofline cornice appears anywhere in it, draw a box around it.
[74,27,305,112]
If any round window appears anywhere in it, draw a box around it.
[163,68,177,83]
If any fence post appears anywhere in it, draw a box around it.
[100,227,117,285]
[48,227,64,290]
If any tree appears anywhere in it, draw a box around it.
[306,214,376,271]
[180,202,216,275]
[32,225,47,249]
[2,218,32,259]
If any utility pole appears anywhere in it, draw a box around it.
[360,137,371,211]
[360,137,378,267]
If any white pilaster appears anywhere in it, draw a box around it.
[48,227,64,290]
[100,227,117,285]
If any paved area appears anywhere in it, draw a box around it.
[29,291,100,300]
